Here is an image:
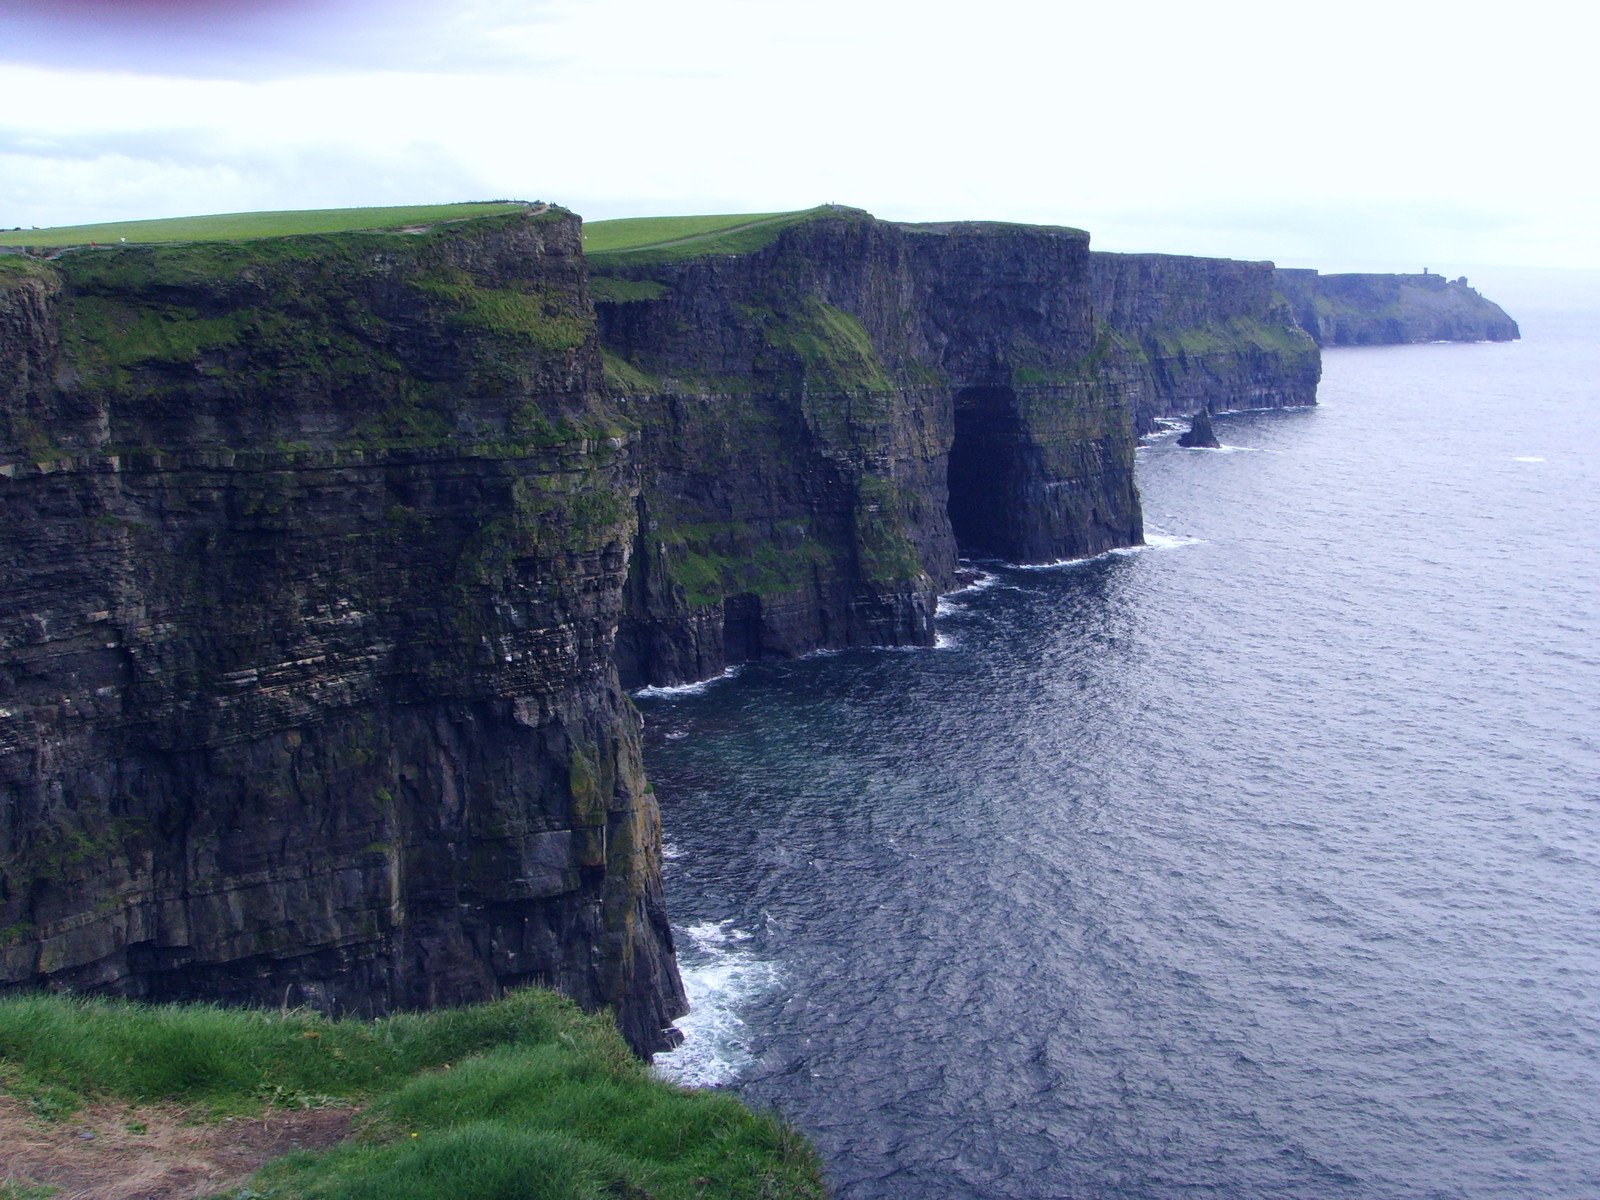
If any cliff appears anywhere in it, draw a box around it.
[1090,252,1322,433]
[592,212,1145,688]
[0,211,685,1054]
[0,205,1157,1052]
[7,200,1507,1058]
[1274,268,1520,345]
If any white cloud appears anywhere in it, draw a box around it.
[0,0,1594,266]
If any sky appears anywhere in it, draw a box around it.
[1,0,1594,270]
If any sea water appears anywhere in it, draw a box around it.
[642,268,1600,1198]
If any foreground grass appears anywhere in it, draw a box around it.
[583,208,830,261]
[0,991,825,1200]
[0,203,527,248]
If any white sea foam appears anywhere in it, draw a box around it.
[653,920,781,1089]
[633,666,741,700]
[951,569,1002,593]
[799,646,846,662]
[935,630,960,649]
[1142,530,1202,550]
[1512,455,1546,463]
[1010,530,1202,570]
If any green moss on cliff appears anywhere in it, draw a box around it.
[658,521,833,608]
[411,271,588,353]
[0,255,57,283]
[763,297,893,396]
[853,476,923,583]
[1150,315,1316,360]
[42,212,605,454]
[588,276,668,304]
[599,348,661,396]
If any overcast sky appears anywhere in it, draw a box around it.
[1,0,1593,269]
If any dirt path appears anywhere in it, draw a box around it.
[0,1097,356,1200]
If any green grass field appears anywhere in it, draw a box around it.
[583,208,832,261]
[0,989,825,1200]
[0,203,529,249]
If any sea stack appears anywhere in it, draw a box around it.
[1177,408,1221,448]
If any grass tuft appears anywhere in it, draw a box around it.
[0,990,826,1200]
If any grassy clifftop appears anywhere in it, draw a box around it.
[0,990,825,1200]
[583,208,838,262]
[0,203,530,248]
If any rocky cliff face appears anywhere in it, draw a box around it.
[1274,268,1520,345]
[11,203,1473,1053]
[0,212,685,1054]
[1091,252,1322,434]
[593,213,1144,688]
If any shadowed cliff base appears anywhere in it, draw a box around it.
[949,386,1029,558]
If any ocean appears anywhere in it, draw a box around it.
[640,267,1600,1198]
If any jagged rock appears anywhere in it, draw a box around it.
[1177,408,1221,448]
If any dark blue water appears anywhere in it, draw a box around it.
[641,269,1600,1199]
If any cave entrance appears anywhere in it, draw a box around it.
[948,386,1024,559]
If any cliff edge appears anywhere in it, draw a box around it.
[0,210,686,1054]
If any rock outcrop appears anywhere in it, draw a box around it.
[1177,408,1220,449]
[1091,252,1322,434]
[1274,269,1520,345]
[0,212,685,1054]
[594,213,1145,688]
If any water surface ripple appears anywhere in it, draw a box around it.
[643,273,1600,1198]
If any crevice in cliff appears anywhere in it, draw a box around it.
[947,386,1025,559]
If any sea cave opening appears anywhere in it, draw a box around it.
[947,385,1024,559]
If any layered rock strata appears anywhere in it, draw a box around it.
[1274,268,1520,345]
[4,201,1520,1052]
[1090,252,1322,434]
[592,213,1145,688]
[0,213,685,1053]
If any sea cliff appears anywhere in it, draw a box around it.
[0,202,1521,1055]
[1274,268,1520,345]
[594,212,1143,688]
[0,211,684,1054]
[1091,251,1321,433]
